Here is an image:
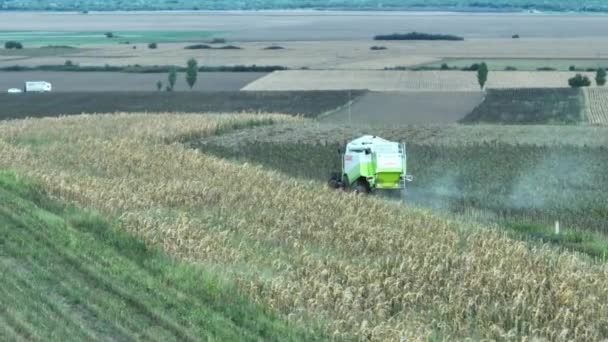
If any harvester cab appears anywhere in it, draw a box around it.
[329,135,413,194]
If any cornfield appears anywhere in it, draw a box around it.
[583,87,608,125]
[1,113,608,340]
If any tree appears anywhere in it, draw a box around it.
[477,62,488,90]
[167,67,177,91]
[568,74,591,88]
[596,68,606,86]
[156,80,163,91]
[186,58,198,90]
[148,42,157,49]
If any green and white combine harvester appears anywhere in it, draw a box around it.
[329,135,413,194]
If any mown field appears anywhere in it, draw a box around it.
[2,113,608,340]
[461,88,584,124]
[244,70,599,92]
[198,122,608,255]
[0,90,363,119]
[0,171,315,341]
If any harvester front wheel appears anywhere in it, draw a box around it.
[353,181,369,194]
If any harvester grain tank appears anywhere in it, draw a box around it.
[329,135,413,194]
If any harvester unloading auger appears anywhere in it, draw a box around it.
[329,135,413,195]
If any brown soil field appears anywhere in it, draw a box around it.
[322,91,483,125]
[244,70,599,91]
[2,11,608,40]
[0,71,267,92]
[0,90,363,119]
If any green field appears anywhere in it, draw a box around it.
[0,30,218,45]
[0,171,316,341]
[424,58,608,71]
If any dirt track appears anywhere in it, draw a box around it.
[322,91,483,125]
[0,71,267,92]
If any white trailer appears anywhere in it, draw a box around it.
[24,81,52,93]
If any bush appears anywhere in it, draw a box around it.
[537,67,557,71]
[4,41,23,49]
[374,32,464,41]
[217,45,242,50]
[264,46,285,50]
[185,44,211,50]
[148,42,158,49]
[568,74,591,88]
[185,44,241,50]
[370,46,387,50]
[440,63,450,70]
[64,60,75,66]
[504,66,518,71]
[569,65,576,71]
[104,32,114,38]
[512,34,520,39]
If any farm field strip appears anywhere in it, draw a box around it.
[0,91,361,120]
[0,30,218,45]
[321,91,484,125]
[2,12,608,41]
[198,122,608,237]
[1,113,608,340]
[424,57,608,71]
[0,71,267,92]
[583,88,608,125]
[243,70,599,91]
[461,88,584,124]
[200,122,608,147]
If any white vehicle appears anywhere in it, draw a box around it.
[7,88,22,94]
[24,81,52,93]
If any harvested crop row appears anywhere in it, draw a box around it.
[1,114,607,340]
[583,88,608,125]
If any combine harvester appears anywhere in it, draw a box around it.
[329,135,413,195]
